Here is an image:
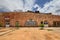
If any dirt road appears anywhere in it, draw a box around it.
[0,28,60,40]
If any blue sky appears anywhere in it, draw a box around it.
[32,0,52,12]
[35,0,52,8]
[0,0,60,15]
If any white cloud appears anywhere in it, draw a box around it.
[0,0,60,15]
[0,0,35,12]
[24,0,35,11]
[34,0,60,15]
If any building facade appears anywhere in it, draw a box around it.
[0,12,60,27]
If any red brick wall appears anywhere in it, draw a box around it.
[0,12,60,27]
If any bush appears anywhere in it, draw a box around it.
[15,21,20,29]
[39,24,44,30]
[40,24,44,27]
[0,23,2,27]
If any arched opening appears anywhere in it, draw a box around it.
[53,21,60,27]
[24,19,37,27]
[41,21,43,24]
[5,16,10,27]
[44,20,48,27]
[44,20,48,24]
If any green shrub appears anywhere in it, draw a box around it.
[0,23,2,27]
[40,24,44,27]
[39,24,44,30]
[15,21,20,29]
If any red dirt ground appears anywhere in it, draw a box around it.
[0,28,60,40]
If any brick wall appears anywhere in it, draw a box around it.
[0,12,60,27]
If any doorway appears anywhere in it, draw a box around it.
[24,19,37,27]
[5,16,10,27]
[53,21,60,27]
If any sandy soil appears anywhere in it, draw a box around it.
[0,28,60,40]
